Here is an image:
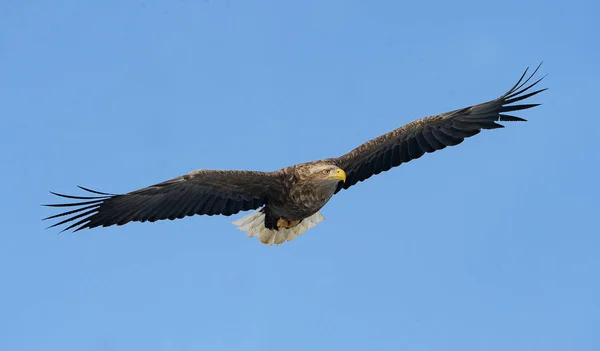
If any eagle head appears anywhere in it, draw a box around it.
[307,164,346,183]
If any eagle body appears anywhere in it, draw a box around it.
[44,64,547,246]
[233,162,345,245]
[270,162,343,223]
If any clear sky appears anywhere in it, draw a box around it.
[2,0,599,350]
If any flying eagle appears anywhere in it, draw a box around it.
[44,64,546,245]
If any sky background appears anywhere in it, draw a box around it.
[1,0,599,350]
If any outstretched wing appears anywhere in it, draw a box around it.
[332,63,547,193]
[43,170,282,232]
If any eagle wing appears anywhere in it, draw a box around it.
[332,64,546,193]
[44,170,282,232]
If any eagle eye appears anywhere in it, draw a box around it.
[323,169,329,174]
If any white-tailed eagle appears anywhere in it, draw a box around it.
[44,64,546,245]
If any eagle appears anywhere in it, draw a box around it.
[44,64,546,246]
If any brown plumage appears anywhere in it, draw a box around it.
[44,64,546,245]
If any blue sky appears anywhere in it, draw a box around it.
[2,0,599,350]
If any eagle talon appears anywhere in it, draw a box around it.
[277,218,300,229]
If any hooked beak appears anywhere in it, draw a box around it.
[329,168,346,183]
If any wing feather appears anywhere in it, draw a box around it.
[43,170,282,232]
[333,63,547,192]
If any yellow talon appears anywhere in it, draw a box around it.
[277,218,300,229]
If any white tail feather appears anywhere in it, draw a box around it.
[231,210,325,246]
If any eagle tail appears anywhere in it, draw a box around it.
[231,210,325,246]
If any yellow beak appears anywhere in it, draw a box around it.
[330,168,346,182]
